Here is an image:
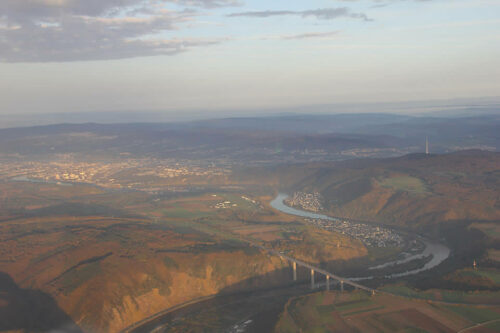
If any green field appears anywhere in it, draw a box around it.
[379,176,429,194]
[443,305,500,324]
[381,285,434,300]
[486,320,500,330]
[382,284,500,304]
[457,269,500,284]
[335,298,374,312]
[367,245,403,261]
[161,207,214,219]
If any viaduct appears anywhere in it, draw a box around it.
[254,244,375,294]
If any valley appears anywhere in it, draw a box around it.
[0,118,499,333]
[1,0,499,330]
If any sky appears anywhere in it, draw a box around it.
[0,0,499,117]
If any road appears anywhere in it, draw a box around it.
[457,318,500,332]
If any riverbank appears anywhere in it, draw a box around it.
[128,193,453,332]
[270,193,451,281]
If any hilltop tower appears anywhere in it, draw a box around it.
[426,137,429,155]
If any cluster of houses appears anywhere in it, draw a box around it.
[306,218,404,248]
[285,191,323,212]
[214,200,238,209]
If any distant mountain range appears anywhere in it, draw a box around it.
[2,96,499,128]
[0,113,497,164]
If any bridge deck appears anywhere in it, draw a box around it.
[255,245,374,293]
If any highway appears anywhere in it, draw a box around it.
[253,243,375,293]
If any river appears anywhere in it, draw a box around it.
[11,176,73,186]
[129,193,452,332]
[270,193,450,279]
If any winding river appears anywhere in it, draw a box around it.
[270,193,450,279]
[130,193,452,332]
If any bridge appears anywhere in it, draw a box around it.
[254,244,375,294]
[122,243,376,333]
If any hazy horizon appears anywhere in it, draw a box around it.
[1,96,500,129]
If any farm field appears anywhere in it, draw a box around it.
[274,290,500,333]
[471,223,500,241]
[446,268,500,287]
[378,175,430,194]
[381,285,500,305]
[487,249,500,263]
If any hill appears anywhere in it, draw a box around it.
[0,182,366,332]
[275,150,500,229]
[0,113,498,164]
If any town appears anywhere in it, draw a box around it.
[284,191,404,247]
[0,156,231,190]
[284,191,324,212]
[306,217,405,248]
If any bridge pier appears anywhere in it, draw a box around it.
[256,245,375,296]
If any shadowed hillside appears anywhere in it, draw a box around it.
[0,272,82,332]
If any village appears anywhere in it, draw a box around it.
[284,191,324,212]
[284,191,404,248]
[306,217,405,248]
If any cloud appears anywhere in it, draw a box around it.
[173,0,243,8]
[336,0,431,1]
[336,0,432,7]
[227,7,371,21]
[0,28,224,62]
[263,31,340,40]
[0,0,240,21]
[0,0,236,62]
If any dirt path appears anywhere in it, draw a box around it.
[457,318,500,332]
